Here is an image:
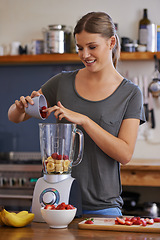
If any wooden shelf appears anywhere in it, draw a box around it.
[0,52,160,65]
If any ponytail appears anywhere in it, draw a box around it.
[112,34,121,69]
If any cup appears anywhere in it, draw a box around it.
[25,94,47,120]
[10,41,21,55]
[30,40,44,55]
[0,45,4,56]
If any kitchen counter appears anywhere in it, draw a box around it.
[121,158,160,187]
[0,215,160,240]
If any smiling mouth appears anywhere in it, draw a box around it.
[85,60,96,64]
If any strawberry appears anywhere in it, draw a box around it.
[140,219,147,226]
[44,204,54,210]
[57,154,62,160]
[40,106,47,118]
[125,221,133,226]
[63,154,69,160]
[131,217,138,223]
[85,218,94,224]
[116,217,125,225]
[66,204,75,210]
[154,218,160,222]
[145,218,154,224]
[133,220,141,225]
[51,152,59,159]
[56,202,67,210]
[124,217,132,221]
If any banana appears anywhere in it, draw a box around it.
[1,209,11,226]
[1,209,34,227]
[0,211,5,226]
[16,211,28,217]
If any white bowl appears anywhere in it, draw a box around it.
[41,207,77,228]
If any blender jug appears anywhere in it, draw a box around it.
[32,123,83,221]
[39,123,84,178]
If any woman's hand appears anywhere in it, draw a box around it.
[8,90,42,123]
[15,91,41,111]
[46,101,86,126]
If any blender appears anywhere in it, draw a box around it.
[31,123,84,222]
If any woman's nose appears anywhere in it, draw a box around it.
[82,49,90,58]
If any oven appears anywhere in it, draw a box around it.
[0,152,42,211]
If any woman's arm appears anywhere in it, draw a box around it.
[47,101,140,165]
[8,89,43,123]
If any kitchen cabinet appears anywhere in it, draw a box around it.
[121,158,160,187]
[0,52,160,65]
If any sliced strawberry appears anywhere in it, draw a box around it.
[124,217,132,221]
[154,218,160,222]
[66,204,75,210]
[140,219,147,226]
[115,220,119,224]
[131,217,138,223]
[116,217,125,225]
[145,218,154,224]
[44,204,54,210]
[125,220,133,226]
[133,220,141,225]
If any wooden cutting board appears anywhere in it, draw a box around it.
[78,218,160,233]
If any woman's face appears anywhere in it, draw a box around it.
[75,30,114,72]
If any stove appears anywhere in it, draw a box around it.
[0,152,42,211]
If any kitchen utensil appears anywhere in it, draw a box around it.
[148,55,160,97]
[143,76,149,121]
[78,217,160,233]
[41,207,77,228]
[25,94,47,120]
[31,123,84,222]
[148,92,155,128]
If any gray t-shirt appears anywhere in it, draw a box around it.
[42,69,145,211]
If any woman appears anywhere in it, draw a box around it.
[8,12,145,216]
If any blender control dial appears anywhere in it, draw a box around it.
[39,188,60,207]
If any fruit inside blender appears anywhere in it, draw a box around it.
[43,153,71,174]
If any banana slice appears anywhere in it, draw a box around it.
[47,162,55,173]
[63,160,71,171]
[47,156,53,161]
[55,163,63,172]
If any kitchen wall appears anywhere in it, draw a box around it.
[1,0,160,159]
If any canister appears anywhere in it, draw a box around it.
[43,25,71,53]
[147,24,157,52]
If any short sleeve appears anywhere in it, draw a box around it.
[123,86,146,125]
[41,73,62,107]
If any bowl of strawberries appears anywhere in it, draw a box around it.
[41,202,77,228]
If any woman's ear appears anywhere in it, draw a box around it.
[110,36,116,49]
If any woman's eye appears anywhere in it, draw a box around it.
[77,46,83,51]
[89,46,96,50]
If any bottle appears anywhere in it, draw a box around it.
[139,9,151,46]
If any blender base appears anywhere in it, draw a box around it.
[31,175,82,222]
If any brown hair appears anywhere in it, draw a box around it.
[74,12,120,68]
